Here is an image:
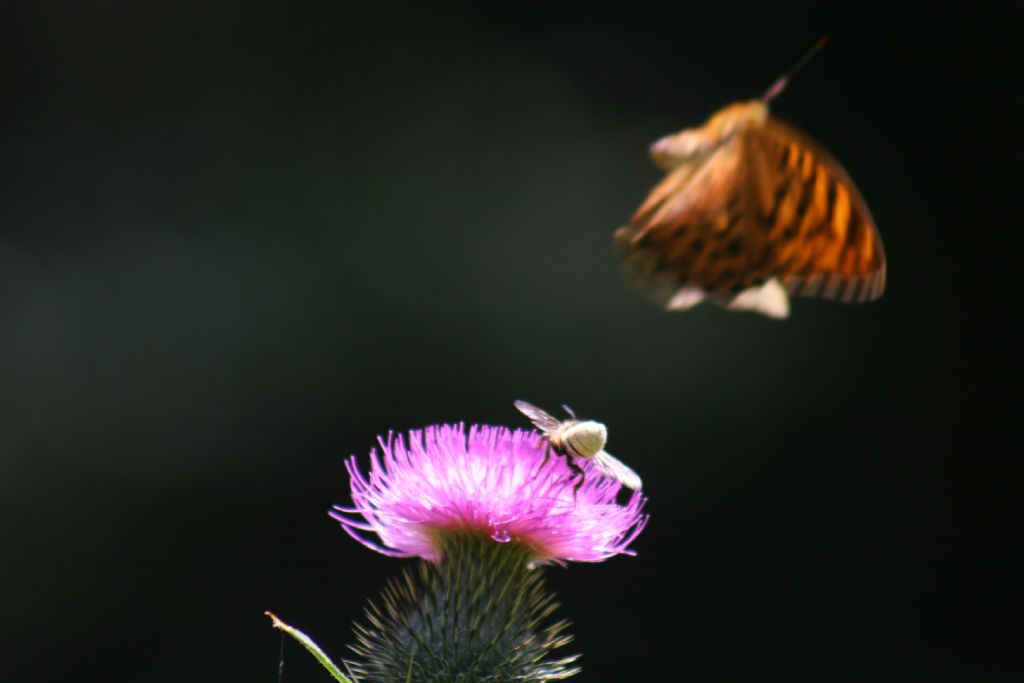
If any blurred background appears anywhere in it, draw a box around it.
[1,2,1017,681]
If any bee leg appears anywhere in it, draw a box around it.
[566,457,586,503]
[532,441,553,480]
[549,450,575,490]
[540,442,551,471]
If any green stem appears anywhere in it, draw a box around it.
[265,611,353,683]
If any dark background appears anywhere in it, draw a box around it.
[2,2,1018,681]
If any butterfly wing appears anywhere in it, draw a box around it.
[615,108,885,313]
[756,117,886,303]
[615,131,753,305]
[591,450,643,491]
[513,400,562,434]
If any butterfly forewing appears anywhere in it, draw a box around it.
[757,118,886,302]
[615,101,886,313]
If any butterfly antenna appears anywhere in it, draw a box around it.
[562,404,577,419]
[761,35,828,103]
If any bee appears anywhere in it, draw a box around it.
[513,400,643,495]
[614,38,886,318]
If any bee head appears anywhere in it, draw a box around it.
[564,420,607,459]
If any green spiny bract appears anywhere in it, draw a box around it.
[346,534,579,682]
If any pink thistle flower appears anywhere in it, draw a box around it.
[330,423,648,563]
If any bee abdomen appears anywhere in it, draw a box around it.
[563,422,607,459]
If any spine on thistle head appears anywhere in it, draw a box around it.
[346,533,580,682]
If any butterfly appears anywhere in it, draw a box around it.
[614,41,886,319]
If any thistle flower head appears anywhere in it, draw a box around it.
[331,423,648,564]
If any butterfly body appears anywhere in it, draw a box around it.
[615,99,886,318]
[513,400,643,493]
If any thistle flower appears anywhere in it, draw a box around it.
[330,423,648,564]
[328,422,649,682]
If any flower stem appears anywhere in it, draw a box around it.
[265,611,353,683]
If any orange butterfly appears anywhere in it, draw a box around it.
[614,40,885,319]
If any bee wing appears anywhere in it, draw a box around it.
[513,400,562,434]
[591,450,643,491]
